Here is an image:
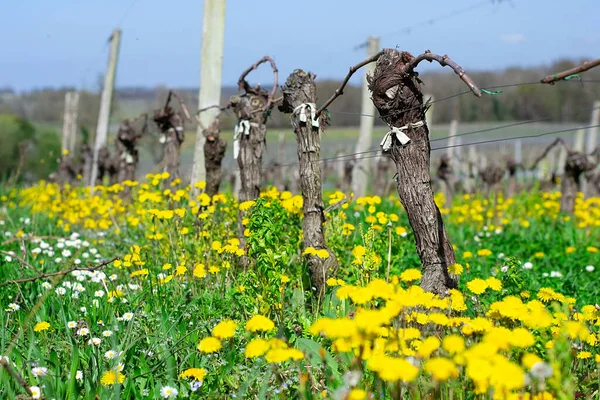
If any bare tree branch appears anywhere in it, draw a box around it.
[0,358,32,396]
[237,56,279,111]
[541,58,600,84]
[528,138,571,170]
[402,50,482,97]
[0,257,119,287]
[316,51,384,117]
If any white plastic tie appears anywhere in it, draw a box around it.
[380,121,425,151]
[293,103,320,129]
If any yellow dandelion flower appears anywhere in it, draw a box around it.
[34,322,50,332]
[347,389,366,400]
[447,263,463,275]
[245,338,270,358]
[577,351,592,359]
[100,371,125,386]
[477,249,492,257]
[315,249,330,259]
[246,315,275,332]
[212,320,237,339]
[485,277,502,292]
[467,278,488,295]
[400,268,422,282]
[180,367,206,381]
[197,337,222,353]
[424,357,458,381]
[130,269,149,278]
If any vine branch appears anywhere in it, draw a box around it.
[316,51,384,117]
[541,59,600,84]
[237,56,279,111]
[0,257,119,287]
[0,358,32,396]
[402,50,482,97]
[528,138,571,170]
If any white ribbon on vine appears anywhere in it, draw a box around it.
[233,120,260,159]
[293,103,320,129]
[380,121,425,151]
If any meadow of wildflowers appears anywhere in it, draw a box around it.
[1,173,600,399]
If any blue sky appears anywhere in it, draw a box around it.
[2,0,599,92]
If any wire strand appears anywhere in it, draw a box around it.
[225,123,600,174]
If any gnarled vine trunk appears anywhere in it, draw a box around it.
[203,121,227,198]
[368,49,458,295]
[280,69,339,300]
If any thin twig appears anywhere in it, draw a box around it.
[0,257,119,287]
[541,59,600,84]
[0,358,33,396]
[237,55,279,111]
[0,250,43,275]
[403,50,482,97]
[316,50,384,117]
[528,138,571,170]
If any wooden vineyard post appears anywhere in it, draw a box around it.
[530,139,596,214]
[202,118,227,197]
[90,29,121,190]
[152,91,192,187]
[279,69,339,300]
[189,0,227,195]
[352,36,380,198]
[115,113,148,192]
[366,49,482,295]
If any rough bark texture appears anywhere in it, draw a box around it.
[367,49,457,296]
[229,81,274,257]
[436,154,454,208]
[153,108,185,187]
[561,152,595,213]
[232,94,268,202]
[203,120,227,197]
[280,69,339,300]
